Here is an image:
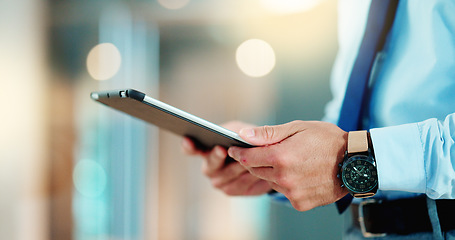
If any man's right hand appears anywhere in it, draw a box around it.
[181,121,272,196]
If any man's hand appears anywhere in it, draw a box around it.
[227,120,349,211]
[181,121,272,196]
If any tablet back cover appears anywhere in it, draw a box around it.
[91,89,252,150]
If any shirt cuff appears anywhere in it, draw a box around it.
[370,123,426,194]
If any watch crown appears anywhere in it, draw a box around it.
[336,174,340,179]
[341,184,345,188]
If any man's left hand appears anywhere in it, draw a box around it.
[228,120,350,211]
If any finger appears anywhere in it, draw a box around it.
[245,180,273,196]
[181,137,201,155]
[219,172,250,196]
[227,146,275,168]
[202,146,228,176]
[220,172,269,196]
[221,121,257,133]
[210,162,248,188]
[238,121,304,146]
[248,166,275,182]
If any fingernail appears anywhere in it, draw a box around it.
[240,128,255,139]
[227,147,236,159]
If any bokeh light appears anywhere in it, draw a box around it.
[260,0,322,15]
[86,43,122,81]
[73,159,107,198]
[236,39,276,78]
[157,0,190,10]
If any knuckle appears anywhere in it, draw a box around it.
[289,120,302,126]
[274,154,286,168]
[211,179,223,189]
[261,125,275,140]
[209,151,224,163]
[285,189,298,201]
[275,174,291,189]
[201,163,216,178]
[268,153,278,167]
[288,119,302,127]
[290,198,311,212]
[292,202,308,212]
[288,193,316,212]
[227,163,243,177]
[236,171,251,183]
[269,150,285,168]
[222,185,240,196]
[201,163,210,176]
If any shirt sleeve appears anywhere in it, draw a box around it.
[370,113,455,199]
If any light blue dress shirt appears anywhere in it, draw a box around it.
[323,0,455,201]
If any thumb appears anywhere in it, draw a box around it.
[239,123,300,146]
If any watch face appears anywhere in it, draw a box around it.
[342,155,378,193]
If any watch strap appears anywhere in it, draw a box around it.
[348,130,368,153]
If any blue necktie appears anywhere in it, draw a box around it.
[336,0,398,214]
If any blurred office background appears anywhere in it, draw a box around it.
[0,0,342,239]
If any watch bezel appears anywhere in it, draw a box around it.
[341,152,378,195]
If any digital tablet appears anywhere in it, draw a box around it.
[90,89,253,150]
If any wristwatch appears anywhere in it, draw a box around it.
[339,130,378,198]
